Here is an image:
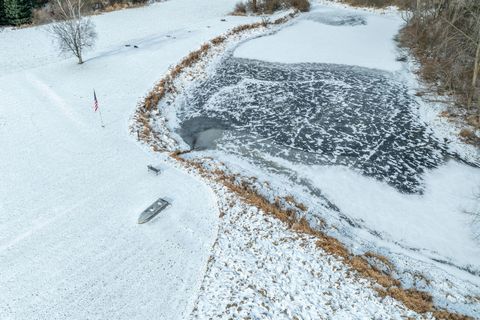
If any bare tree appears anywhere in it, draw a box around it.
[50,0,96,64]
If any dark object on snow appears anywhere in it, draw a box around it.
[134,45,139,48]
[138,198,170,224]
[125,44,131,47]
[147,165,161,175]
[221,19,226,22]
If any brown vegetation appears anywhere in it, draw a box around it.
[26,0,153,27]
[399,1,480,118]
[338,0,409,9]
[340,0,480,143]
[169,154,471,319]
[232,0,310,15]
[232,1,247,16]
[210,35,226,46]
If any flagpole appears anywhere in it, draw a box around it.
[98,108,105,128]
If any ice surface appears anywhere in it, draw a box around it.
[177,57,446,193]
[234,6,404,71]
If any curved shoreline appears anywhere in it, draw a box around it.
[132,8,477,320]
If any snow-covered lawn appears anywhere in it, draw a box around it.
[0,1,258,318]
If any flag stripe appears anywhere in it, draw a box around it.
[93,90,99,112]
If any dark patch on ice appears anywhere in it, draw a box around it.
[177,56,447,193]
[178,117,229,150]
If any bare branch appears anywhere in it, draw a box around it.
[49,0,97,64]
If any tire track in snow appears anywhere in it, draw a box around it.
[26,72,88,130]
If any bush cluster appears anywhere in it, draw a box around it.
[338,0,480,129]
[232,0,310,15]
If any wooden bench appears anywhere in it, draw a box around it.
[147,165,161,175]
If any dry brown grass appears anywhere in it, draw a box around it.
[210,35,226,46]
[284,195,308,211]
[230,22,263,34]
[233,0,310,14]
[459,129,480,146]
[397,1,480,135]
[376,287,433,313]
[167,154,472,319]
[98,1,148,13]
[431,310,473,320]
[288,0,310,12]
[364,251,396,272]
[338,0,409,9]
[466,115,480,129]
[460,128,475,139]
[140,42,211,112]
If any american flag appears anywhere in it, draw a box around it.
[93,90,99,112]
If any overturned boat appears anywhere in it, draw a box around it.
[138,198,170,224]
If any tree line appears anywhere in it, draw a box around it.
[401,0,480,120]
[0,0,148,26]
[340,0,479,131]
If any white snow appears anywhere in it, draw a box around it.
[187,165,420,320]
[153,0,480,317]
[226,0,480,275]
[0,1,258,319]
[234,4,404,71]
[286,161,480,268]
[2,0,480,318]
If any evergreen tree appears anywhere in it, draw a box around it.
[0,0,7,26]
[4,0,32,25]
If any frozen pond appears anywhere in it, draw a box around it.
[177,56,447,193]
[173,3,480,280]
[170,5,480,316]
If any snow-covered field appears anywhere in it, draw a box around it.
[0,1,258,318]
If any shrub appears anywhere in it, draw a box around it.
[232,0,310,15]
[32,6,52,25]
[338,0,409,9]
[399,0,480,119]
[289,0,310,12]
[232,1,247,15]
